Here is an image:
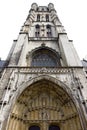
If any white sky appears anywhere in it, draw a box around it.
[0,0,87,60]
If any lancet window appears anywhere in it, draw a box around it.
[37,14,40,21]
[46,14,49,22]
[46,25,52,37]
[35,24,40,37]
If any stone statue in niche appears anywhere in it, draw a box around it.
[41,110,49,120]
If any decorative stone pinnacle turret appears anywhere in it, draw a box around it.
[31,3,38,11]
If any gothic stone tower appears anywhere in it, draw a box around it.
[0,3,87,130]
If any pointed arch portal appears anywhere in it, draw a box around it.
[6,76,84,130]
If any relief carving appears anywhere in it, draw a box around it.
[41,109,49,120]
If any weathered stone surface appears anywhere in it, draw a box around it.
[0,3,87,130]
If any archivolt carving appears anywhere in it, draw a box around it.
[1,75,84,130]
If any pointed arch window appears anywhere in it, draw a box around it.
[31,48,61,67]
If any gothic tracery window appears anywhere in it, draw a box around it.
[31,48,61,67]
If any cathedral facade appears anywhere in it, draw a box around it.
[0,3,87,130]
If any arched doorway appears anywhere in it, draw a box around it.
[7,79,83,130]
[49,125,60,130]
[29,126,40,130]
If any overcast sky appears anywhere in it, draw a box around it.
[0,0,87,60]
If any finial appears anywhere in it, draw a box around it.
[31,3,38,11]
[48,3,54,11]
